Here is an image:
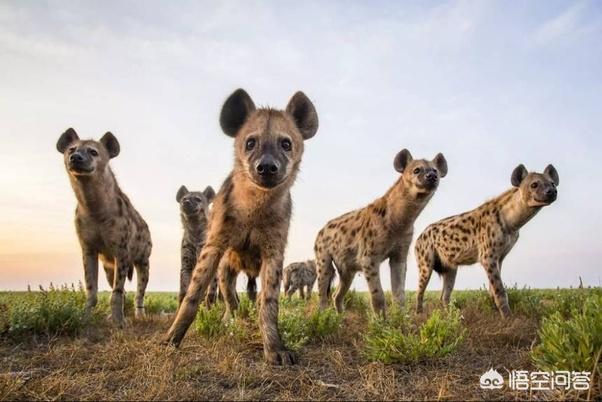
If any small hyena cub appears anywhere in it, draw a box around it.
[283,260,317,300]
[315,149,447,316]
[415,164,559,318]
[176,185,215,305]
[56,128,152,326]
[164,88,319,365]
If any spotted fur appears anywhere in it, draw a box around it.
[283,260,317,300]
[415,164,559,318]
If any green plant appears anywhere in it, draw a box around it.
[364,306,465,364]
[532,293,602,373]
[3,284,97,338]
[344,290,369,313]
[307,307,343,340]
[279,307,310,352]
[194,303,226,338]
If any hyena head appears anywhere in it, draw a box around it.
[219,89,319,189]
[56,128,119,177]
[511,164,559,207]
[393,149,448,196]
[176,185,216,219]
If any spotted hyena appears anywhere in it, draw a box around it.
[315,149,447,317]
[163,89,319,365]
[176,185,216,305]
[414,164,559,318]
[283,260,317,300]
[56,128,151,326]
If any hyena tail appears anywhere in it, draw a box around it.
[431,249,449,276]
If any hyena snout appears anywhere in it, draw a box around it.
[251,152,286,188]
[68,151,95,173]
[424,169,438,184]
[255,154,281,176]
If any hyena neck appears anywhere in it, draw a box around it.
[499,188,542,232]
[181,213,207,242]
[383,177,432,232]
[70,168,119,217]
[231,170,292,219]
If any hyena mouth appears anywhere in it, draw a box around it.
[68,164,94,174]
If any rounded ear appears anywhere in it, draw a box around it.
[433,153,448,178]
[219,88,256,137]
[203,186,216,202]
[285,91,319,140]
[176,185,188,202]
[100,132,120,158]
[544,164,559,186]
[56,128,79,153]
[511,164,529,187]
[393,149,413,173]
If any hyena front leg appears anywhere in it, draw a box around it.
[306,279,315,300]
[390,233,412,309]
[111,257,130,327]
[134,260,149,318]
[363,262,386,318]
[298,285,305,300]
[260,258,297,365]
[164,245,223,346]
[440,268,457,307]
[82,249,99,315]
[481,258,510,318]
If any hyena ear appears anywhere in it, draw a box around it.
[544,164,559,186]
[100,132,120,158]
[203,186,216,203]
[285,91,319,140]
[176,185,188,202]
[511,164,529,187]
[56,128,79,153]
[393,149,413,173]
[433,153,448,178]
[220,88,256,137]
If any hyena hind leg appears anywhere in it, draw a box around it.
[440,267,457,307]
[134,260,149,318]
[415,251,434,314]
[316,253,335,310]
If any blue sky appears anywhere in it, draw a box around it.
[0,1,600,292]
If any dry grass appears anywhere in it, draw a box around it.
[1,290,600,401]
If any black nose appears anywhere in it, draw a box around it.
[69,153,84,163]
[183,199,192,206]
[545,188,557,196]
[425,171,437,181]
[256,155,280,176]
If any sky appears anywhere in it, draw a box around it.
[0,0,601,293]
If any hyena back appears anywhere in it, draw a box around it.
[56,128,152,326]
[163,89,319,365]
[314,149,447,317]
[283,260,317,300]
[415,164,559,318]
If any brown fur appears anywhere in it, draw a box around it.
[415,164,559,318]
[56,128,152,326]
[163,89,319,365]
[315,149,447,317]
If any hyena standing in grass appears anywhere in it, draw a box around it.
[176,185,216,306]
[56,128,151,326]
[163,88,319,365]
[415,164,559,318]
[283,260,317,300]
[315,149,447,316]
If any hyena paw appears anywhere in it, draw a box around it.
[135,307,146,319]
[265,349,298,366]
[500,306,512,319]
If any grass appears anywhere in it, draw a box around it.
[0,286,600,400]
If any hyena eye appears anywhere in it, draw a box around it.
[530,182,538,189]
[280,138,292,151]
[245,138,256,151]
[89,149,99,157]
[413,167,421,175]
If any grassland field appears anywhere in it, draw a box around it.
[0,285,600,401]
